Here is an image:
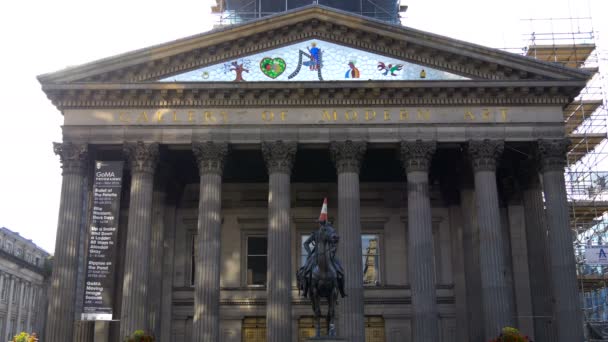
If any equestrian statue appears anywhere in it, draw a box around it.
[297,198,347,338]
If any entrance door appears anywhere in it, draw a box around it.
[242,317,266,342]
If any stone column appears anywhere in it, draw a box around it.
[400,141,440,341]
[16,281,25,332]
[330,140,367,342]
[46,142,88,342]
[191,142,228,342]
[537,139,584,342]
[148,171,168,338]
[5,276,15,341]
[520,159,556,342]
[467,140,514,339]
[26,284,34,333]
[262,141,296,342]
[120,142,159,338]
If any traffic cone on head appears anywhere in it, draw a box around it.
[318,198,328,224]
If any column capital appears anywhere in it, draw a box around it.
[124,141,159,175]
[400,140,436,173]
[467,140,504,172]
[330,140,367,174]
[262,141,297,174]
[538,139,570,173]
[192,142,229,176]
[53,142,88,175]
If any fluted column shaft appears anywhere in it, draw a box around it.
[148,188,166,338]
[5,276,15,341]
[400,141,439,341]
[468,140,514,339]
[46,142,88,342]
[16,281,25,332]
[191,142,228,342]
[538,139,584,342]
[520,161,556,342]
[120,142,159,338]
[262,141,296,342]
[331,141,366,342]
[26,284,34,333]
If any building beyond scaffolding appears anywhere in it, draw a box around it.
[521,15,608,338]
[210,0,407,26]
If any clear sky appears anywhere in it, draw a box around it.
[0,0,606,253]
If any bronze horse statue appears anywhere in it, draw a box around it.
[297,222,345,337]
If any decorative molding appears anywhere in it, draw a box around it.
[44,82,576,109]
[538,138,570,173]
[192,141,229,176]
[400,140,436,173]
[123,141,159,175]
[53,142,88,175]
[330,140,367,174]
[467,139,504,172]
[261,141,297,174]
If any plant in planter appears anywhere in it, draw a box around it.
[490,327,530,342]
[124,330,155,342]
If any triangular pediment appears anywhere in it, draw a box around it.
[38,5,590,86]
[159,39,469,82]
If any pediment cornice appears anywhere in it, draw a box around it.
[43,80,584,109]
[38,6,590,85]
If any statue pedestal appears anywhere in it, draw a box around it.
[306,338,348,342]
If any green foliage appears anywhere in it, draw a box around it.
[489,327,529,342]
[124,330,155,342]
[12,332,29,342]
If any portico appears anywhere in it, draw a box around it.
[39,6,588,342]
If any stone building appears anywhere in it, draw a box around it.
[38,5,591,342]
[0,227,50,341]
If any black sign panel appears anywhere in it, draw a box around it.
[81,161,123,321]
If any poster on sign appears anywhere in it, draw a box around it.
[81,161,123,321]
[585,246,608,265]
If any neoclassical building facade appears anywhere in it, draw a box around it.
[0,227,50,341]
[39,6,589,342]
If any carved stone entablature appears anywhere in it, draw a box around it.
[123,141,159,175]
[192,142,229,176]
[467,140,504,172]
[537,138,570,173]
[261,141,297,174]
[330,140,367,174]
[400,140,436,173]
[43,82,577,109]
[53,142,88,175]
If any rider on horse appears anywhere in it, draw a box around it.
[297,198,347,299]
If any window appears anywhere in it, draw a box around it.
[190,234,196,286]
[246,237,267,286]
[1,277,6,300]
[12,282,19,303]
[299,233,381,285]
[362,234,380,286]
[15,247,23,257]
[35,257,40,266]
[6,242,12,253]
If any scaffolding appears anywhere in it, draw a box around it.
[210,0,407,26]
[520,15,608,337]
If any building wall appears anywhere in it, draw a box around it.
[0,228,50,341]
[163,182,468,342]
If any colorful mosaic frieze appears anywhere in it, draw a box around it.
[160,39,469,82]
